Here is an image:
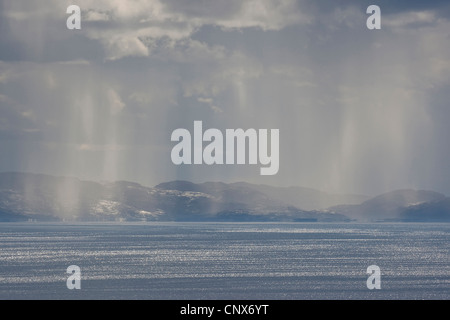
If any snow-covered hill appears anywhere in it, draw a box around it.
[1,173,448,222]
[0,173,347,222]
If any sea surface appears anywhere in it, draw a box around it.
[0,222,448,300]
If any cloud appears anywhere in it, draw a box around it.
[81,0,309,61]
[197,97,223,113]
[210,105,223,114]
[384,10,440,28]
[84,10,111,22]
[106,88,125,115]
[0,0,314,61]
[102,35,149,60]
[197,97,214,104]
[1,0,450,195]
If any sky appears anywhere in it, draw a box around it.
[0,0,450,196]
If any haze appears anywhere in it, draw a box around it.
[1,0,450,196]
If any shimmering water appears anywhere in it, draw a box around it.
[0,222,448,299]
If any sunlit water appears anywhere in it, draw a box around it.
[0,222,448,299]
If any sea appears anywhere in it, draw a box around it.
[0,222,448,300]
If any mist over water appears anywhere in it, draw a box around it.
[0,222,448,300]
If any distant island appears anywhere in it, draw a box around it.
[0,172,449,222]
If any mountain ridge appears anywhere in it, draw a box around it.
[0,172,449,222]
[156,180,369,210]
[0,172,347,222]
[329,189,447,221]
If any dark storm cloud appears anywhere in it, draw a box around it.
[372,0,450,16]
[309,0,450,16]
[162,0,242,19]
[0,1,103,63]
[0,0,449,195]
